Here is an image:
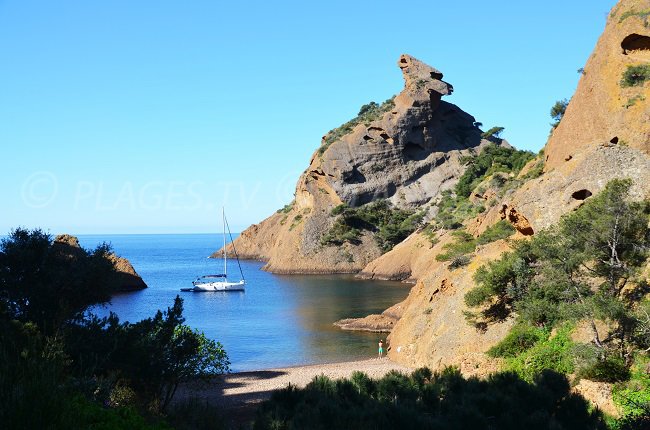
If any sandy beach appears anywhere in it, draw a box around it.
[177,358,412,424]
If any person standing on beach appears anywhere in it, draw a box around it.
[378,339,384,359]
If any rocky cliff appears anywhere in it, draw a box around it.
[383,0,650,383]
[545,0,650,169]
[217,54,504,273]
[54,234,147,292]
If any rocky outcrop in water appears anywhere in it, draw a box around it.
[54,234,147,292]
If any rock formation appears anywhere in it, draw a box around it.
[54,234,147,292]
[387,0,650,367]
[217,54,503,273]
[544,0,650,169]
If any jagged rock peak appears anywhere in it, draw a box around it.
[398,54,453,97]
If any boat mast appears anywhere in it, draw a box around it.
[223,207,227,279]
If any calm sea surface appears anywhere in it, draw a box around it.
[78,234,410,372]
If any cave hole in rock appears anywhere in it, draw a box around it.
[344,166,367,185]
[404,142,428,161]
[610,136,619,144]
[571,189,593,201]
[622,34,650,53]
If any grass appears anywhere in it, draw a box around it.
[625,94,646,108]
[619,9,650,23]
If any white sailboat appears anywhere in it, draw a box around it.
[183,208,245,292]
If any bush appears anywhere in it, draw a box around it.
[613,355,650,422]
[435,230,476,262]
[276,202,294,214]
[576,356,630,383]
[506,326,576,382]
[433,191,484,230]
[321,200,423,252]
[252,367,606,430]
[476,220,516,245]
[487,323,549,358]
[455,144,535,198]
[448,255,471,269]
[621,64,650,88]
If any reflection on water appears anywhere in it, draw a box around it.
[81,234,410,371]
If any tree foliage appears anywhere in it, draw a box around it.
[0,227,231,425]
[253,367,606,430]
[0,228,117,334]
[65,296,230,411]
[465,179,650,381]
[550,99,569,128]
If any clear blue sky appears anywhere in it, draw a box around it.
[0,0,615,234]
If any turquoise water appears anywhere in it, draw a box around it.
[78,234,410,372]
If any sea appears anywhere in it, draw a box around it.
[77,234,410,372]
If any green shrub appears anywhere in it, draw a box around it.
[613,355,650,422]
[487,324,549,358]
[576,356,630,383]
[448,255,471,269]
[621,64,650,88]
[277,202,294,214]
[506,326,576,382]
[252,366,606,429]
[421,223,440,245]
[455,144,535,198]
[321,200,423,252]
[166,398,227,430]
[477,220,515,245]
[434,190,484,230]
[435,230,476,262]
[330,203,348,216]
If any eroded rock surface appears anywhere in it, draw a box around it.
[545,0,650,169]
[218,54,502,273]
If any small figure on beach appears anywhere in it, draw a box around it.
[378,339,384,359]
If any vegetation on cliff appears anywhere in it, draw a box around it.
[319,97,396,155]
[464,179,650,423]
[0,228,230,428]
[454,144,535,198]
[321,200,423,252]
[435,221,516,265]
[253,367,606,430]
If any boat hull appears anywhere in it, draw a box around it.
[191,280,245,292]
